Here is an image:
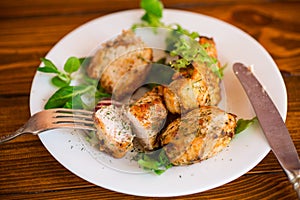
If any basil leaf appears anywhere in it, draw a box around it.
[51,76,70,87]
[44,86,74,109]
[38,56,110,109]
[64,95,85,109]
[64,56,81,74]
[141,13,162,27]
[57,73,71,84]
[235,117,258,134]
[63,100,73,109]
[138,158,160,170]
[72,95,86,109]
[38,58,59,73]
[141,0,163,20]
[136,149,172,175]
[37,66,59,73]
[44,85,94,109]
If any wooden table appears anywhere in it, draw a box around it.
[0,0,299,199]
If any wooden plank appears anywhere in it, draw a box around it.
[0,0,294,19]
[0,0,299,199]
[0,173,297,199]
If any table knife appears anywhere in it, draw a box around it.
[233,63,300,198]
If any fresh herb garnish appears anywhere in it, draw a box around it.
[140,0,163,27]
[132,0,223,78]
[44,85,94,109]
[169,37,224,78]
[38,56,110,109]
[135,149,173,175]
[235,117,258,134]
[132,0,198,39]
[38,57,81,87]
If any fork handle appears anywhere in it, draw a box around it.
[0,126,27,144]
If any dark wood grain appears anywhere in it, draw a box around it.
[0,0,299,199]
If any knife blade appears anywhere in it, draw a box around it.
[233,62,300,197]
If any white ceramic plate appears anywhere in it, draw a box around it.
[29,9,287,197]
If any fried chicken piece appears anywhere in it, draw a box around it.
[193,36,221,106]
[158,106,237,165]
[126,86,168,151]
[94,105,134,158]
[87,30,153,100]
[163,36,221,114]
[163,74,210,114]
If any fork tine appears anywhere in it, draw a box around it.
[51,108,96,131]
[51,122,96,131]
[54,114,94,122]
[53,117,95,125]
[53,108,94,118]
[53,109,94,121]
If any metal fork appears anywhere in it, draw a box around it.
[0,108,96,144]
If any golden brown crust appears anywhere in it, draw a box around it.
[160,106,237,165]
[163,36,221,114]
[127,86,168,150]
[86,30,153,100]
[198,36,218,59]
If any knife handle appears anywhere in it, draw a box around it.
[285,168,300,198]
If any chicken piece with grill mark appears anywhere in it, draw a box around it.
[126,86,168,151]
[163,36,221,114]
[86,30,153,100]
[192,36,221,106]
[158,106,237,165]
